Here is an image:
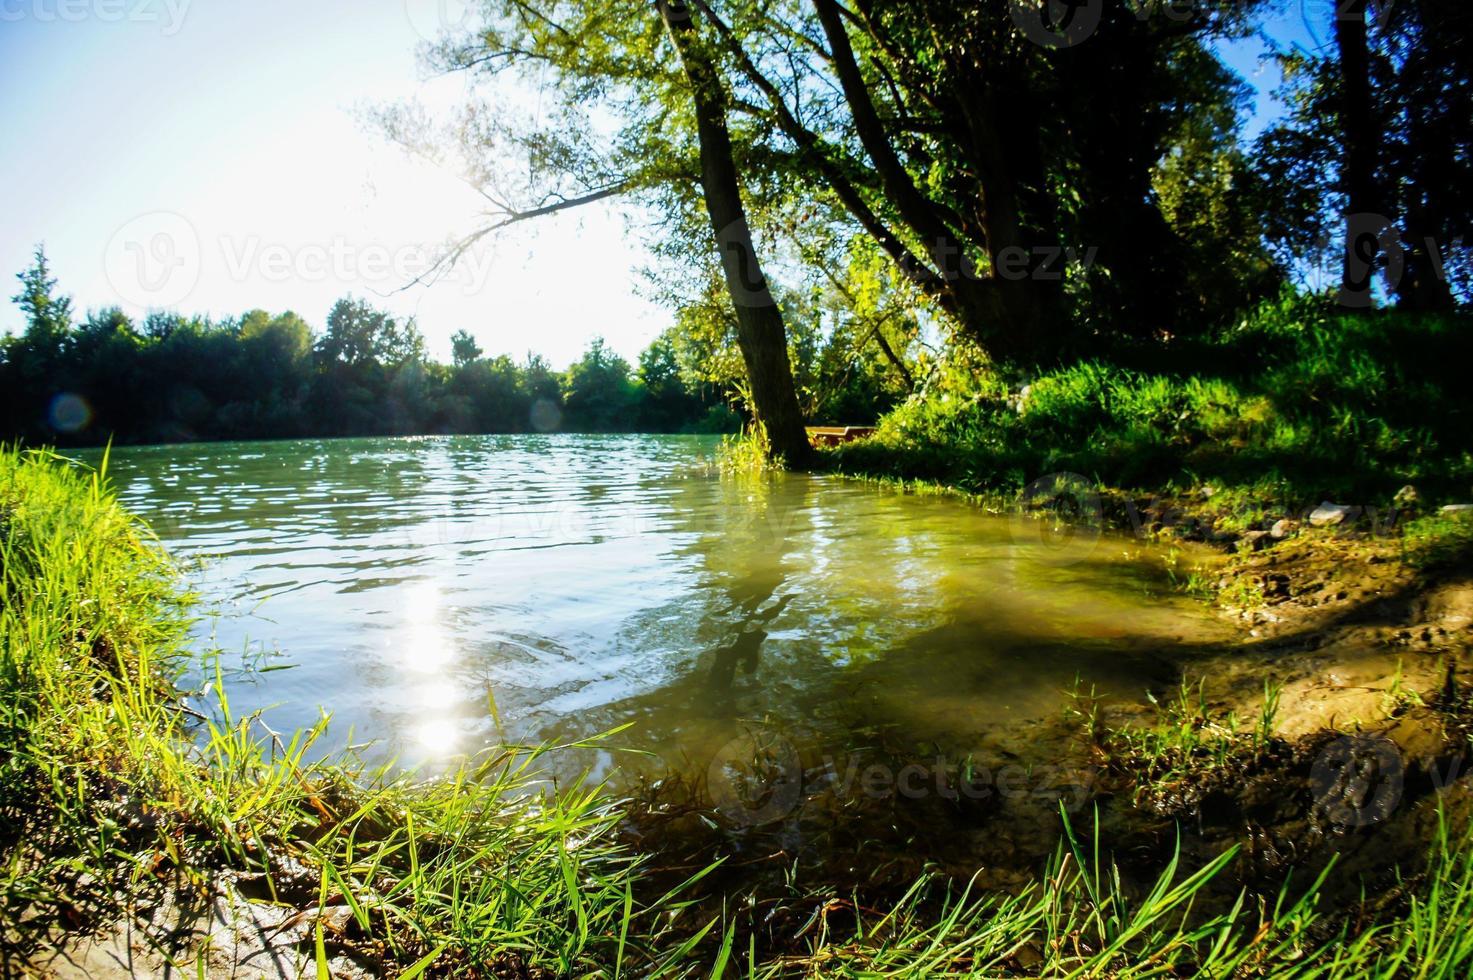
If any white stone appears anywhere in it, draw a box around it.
[1309,502,1361,527]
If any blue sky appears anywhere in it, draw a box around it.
[1,2,1323,367]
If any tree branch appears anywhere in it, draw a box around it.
[812,0,965,257]
[687,0,952,305]
[388,181,635,294]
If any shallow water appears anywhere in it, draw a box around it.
[92,435,1228,789]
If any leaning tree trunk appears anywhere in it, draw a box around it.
[1336,0,1380,307]
[657,0,812,464]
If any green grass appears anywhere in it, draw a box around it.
[829,294,1473,513]
[764,808,1473,978]
[1402,512,1473,572]
[0,446,706,975]
[1067,678,1288,811]
[5,445,1473,977]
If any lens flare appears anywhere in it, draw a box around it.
[47,393,92,434]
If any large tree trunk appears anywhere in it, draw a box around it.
[1396,204,1457,311]
[1336,0,1380,307]
[658,0,812,464]
[813,0,1065,367]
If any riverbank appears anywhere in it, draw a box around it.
[816,295,1473,814]
[5,446,1473,976]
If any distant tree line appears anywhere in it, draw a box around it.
[1,247,915,446]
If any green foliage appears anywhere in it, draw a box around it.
[1403,512,1473,572]
[449,328,483,368]
[0,255,740,444]
[834,297,1473,506]
[11,245,72,344]
[561,336,637,432]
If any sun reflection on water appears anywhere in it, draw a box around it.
[397,582,463,756]
[413,717,460,755]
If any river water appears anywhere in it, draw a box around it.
[93,435,1227,797]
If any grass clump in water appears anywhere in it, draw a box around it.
[717,423,782,473]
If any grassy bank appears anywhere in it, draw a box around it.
[828,296,1473,520]
[0,447,702,976]
[4,446,1473,977]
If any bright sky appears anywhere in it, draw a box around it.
[0,0,667,368]
[0,2,1320,368]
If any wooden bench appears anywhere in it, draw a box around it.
[806,426,877,447]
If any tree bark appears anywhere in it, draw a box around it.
[813,0,1064,365]
[657,0,812,464]
[1336,0,1380,307]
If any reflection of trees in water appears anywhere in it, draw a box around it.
[667,472,812,707]
[708,591,792,693]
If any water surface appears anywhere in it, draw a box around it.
[95,435,1227,787]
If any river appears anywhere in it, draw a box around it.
[92,435,1228,810]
